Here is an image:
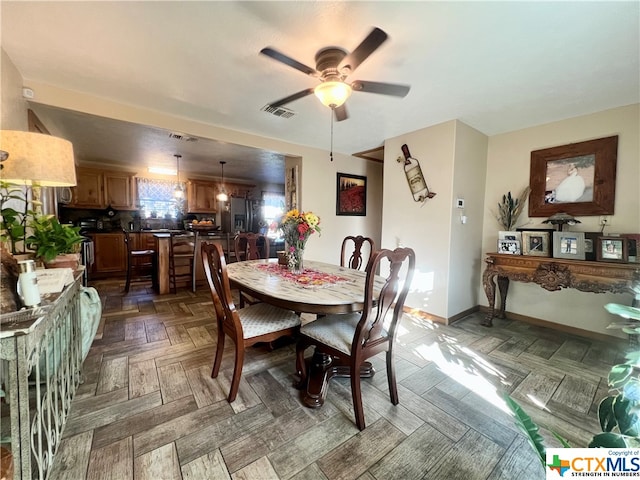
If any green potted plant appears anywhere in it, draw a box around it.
[0,181,38,256]
[26,215,84,269]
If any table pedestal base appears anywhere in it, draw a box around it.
[298,351,375,408]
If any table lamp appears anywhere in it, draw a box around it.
[0,130,76,186]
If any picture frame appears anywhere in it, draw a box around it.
[498,239,521,255]
[597,236,628,263]
[528,135,618,217]
[285,165,299,211]
[336,173,367,216]
[553,231,586,260]
[498,231,522,243]
[521,231,551,257]
[621,234,640,263]
[516,227,555,253]
[583,232,601,261]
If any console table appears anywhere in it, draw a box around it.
[482,253,640,327]
[0,273,84,479]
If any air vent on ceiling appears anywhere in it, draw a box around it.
[168,132,198,142]
[261,105,295,119]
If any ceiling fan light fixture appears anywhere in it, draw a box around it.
[314,81,352,108]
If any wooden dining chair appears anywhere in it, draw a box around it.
[296,247,416,430]
[340,235,375,270]
[122,228,156,293]
[234,232,269,262]
[234,232,269,307]
[201,242,301,402]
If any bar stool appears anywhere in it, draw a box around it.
[123,229,156,293]
[169,231,198,293]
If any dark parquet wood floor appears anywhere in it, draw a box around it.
[50,279,629,480]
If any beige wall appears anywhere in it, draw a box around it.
[448,121,488,316]
[1,49,28,130]
[481,104,640,337]
[383,120,488,320]
[384,121,457,319]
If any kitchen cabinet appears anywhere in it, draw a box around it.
[70,168,104,208]
[187,179,218,213]
[69,167,136,210]
[186,180,257,213]
[90,232,126,277]
[104,171,136,210]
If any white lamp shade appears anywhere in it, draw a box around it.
[1,130,76,186]
[217,191,228,202]
[314,81,352,108]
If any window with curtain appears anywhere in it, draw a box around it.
[137,177,185,219]
[262,191,285,237]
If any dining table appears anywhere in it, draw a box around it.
[226,258,384,408]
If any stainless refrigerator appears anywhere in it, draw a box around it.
[221,197,262,234]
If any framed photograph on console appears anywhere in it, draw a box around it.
[517,227,554,255]
[553,231,586,260]
[498,240,521,255]
[597,236,628,263]
[583,232,601,261]
[622,234,640,263]
[521,231,551,257]
[528,135,618,217]
[336,173,367,216]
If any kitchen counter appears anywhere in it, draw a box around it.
[153,231,232,294]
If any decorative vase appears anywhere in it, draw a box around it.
[288,247,304,274]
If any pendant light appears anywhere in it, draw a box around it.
[216,161,228,202]
[173,154,184,199]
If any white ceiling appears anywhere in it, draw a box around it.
[2,1,638,184]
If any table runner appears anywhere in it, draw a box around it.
[255,263,352,289]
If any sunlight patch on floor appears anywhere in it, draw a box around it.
[413,341,511,414]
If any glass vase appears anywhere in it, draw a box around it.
[288,247,304,274]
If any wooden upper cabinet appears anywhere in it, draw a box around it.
[70,168,104,208]
[187,180,218,213]
[104,171,136,210]
[186,179,257,213]
[70,167,136,210]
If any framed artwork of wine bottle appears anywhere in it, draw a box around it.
[336,173,367,216]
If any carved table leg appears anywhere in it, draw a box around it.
[496,276,510,319]
[301,351,375,408]
[482,269,497,327]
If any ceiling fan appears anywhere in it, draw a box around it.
[260,27,410,121]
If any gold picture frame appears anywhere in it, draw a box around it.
[521,231,551,257]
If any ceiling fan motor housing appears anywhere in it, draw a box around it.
[315,48,348,79]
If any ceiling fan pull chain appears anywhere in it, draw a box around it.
[330,109,334,162]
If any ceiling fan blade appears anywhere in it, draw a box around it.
[269,88,315,108]
[338,27,388,74]
[260,47,319,77]
[352,80,410,97]
[334,104,348,122]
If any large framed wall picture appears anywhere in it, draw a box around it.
[528,135,618,217]
[336,173,367,216]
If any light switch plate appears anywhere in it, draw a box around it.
[456,198,465,209]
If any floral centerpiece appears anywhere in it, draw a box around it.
[279,209,321,273]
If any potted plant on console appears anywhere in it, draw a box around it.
[26,215,85,269]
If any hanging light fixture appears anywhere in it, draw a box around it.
[216,161,228,202]
[173,154,184,199]
[314,79,352,108]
